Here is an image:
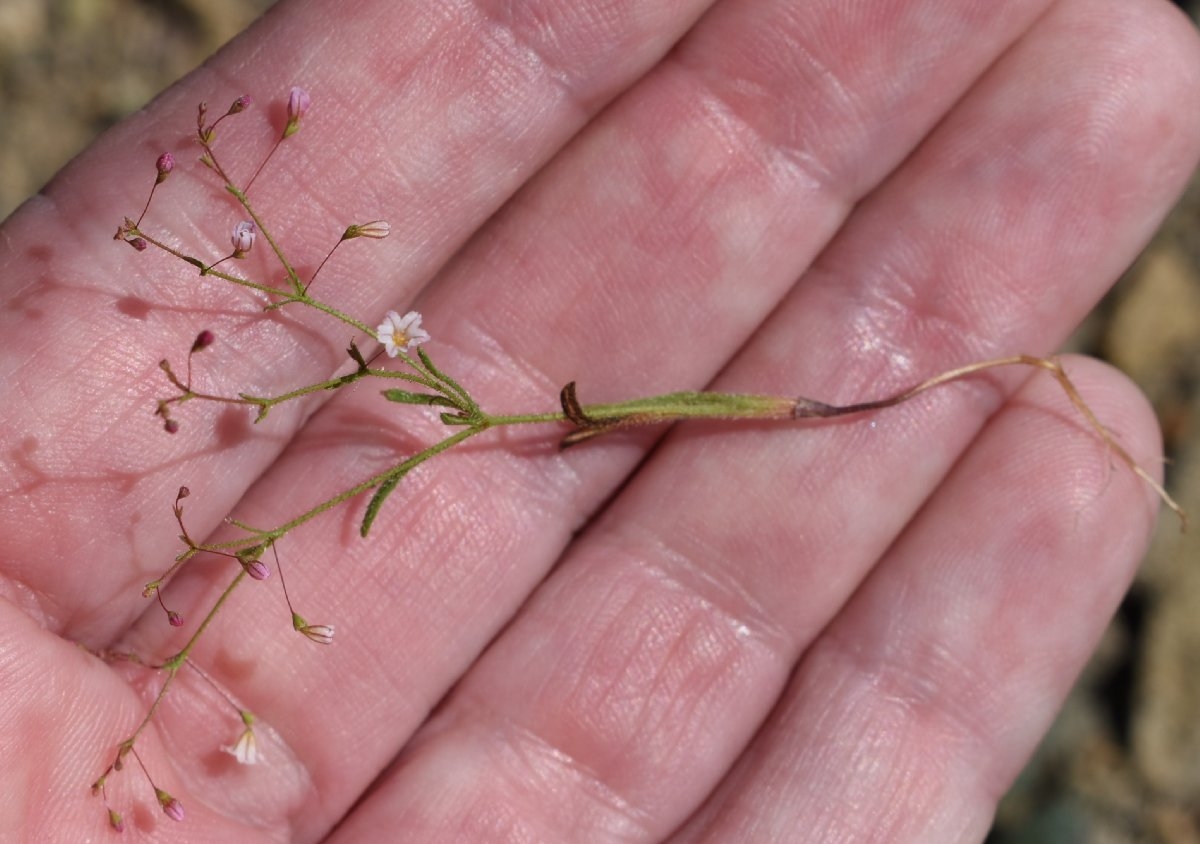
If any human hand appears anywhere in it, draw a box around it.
[2,0,1198,839]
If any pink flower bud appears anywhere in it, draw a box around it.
[127,237,148,252]
[227,94,252,115]
[108,809,125,832]
[288,87,310,119]
[191,330,215,352]
[164,419,180,434]
[242,558,270,581]
[167,611,184,627]
[230,221,256,256]
[155,788,184,822]
[177,486,190,500]
[155,152,175,184]
[284,87,311,138]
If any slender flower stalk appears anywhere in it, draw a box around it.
[247,86,310,191]
[304,219,391,293]
[131,152,176,226]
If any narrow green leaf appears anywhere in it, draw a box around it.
[361,474,402,537]
[382,388,443,405]
[418,348,472,406]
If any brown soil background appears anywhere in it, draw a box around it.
[2,2,1199,841]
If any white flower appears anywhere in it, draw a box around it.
[223,726,260,765]
[376,310,430,357]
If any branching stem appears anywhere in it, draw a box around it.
[99,89,1186,832]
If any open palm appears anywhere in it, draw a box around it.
[2,0,1198,840]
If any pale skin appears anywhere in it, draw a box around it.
[1,0,1198,840]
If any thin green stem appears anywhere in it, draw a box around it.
[482,390,794,427]
[227,185,301,292]
[195,427,483,554]
[164,570,248,668]
[116,570,247,754]
[128,225,375,337]
[272,294,375,336]
[580,391,796,422]
[238,367,453,421]
[131,229,283,296]
[244,137,283,194]
[483,410,567,425]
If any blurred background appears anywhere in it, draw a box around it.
[2,1,1198,840]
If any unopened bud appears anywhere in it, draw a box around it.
[242,558,270,581]
[283,86,311,138]
[164,419,180,434]
[191,330,215,352]
[167,611,184,627]
[127,237,148,252]
[155,152,175,184]
[155,789,185,822]
[227,94,252,115]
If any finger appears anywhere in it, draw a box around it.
[108,0,1076,837]
[0,0,714,638]
[0,598,282,838]
[323,1,1200,840]
[669,360,1165,843]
